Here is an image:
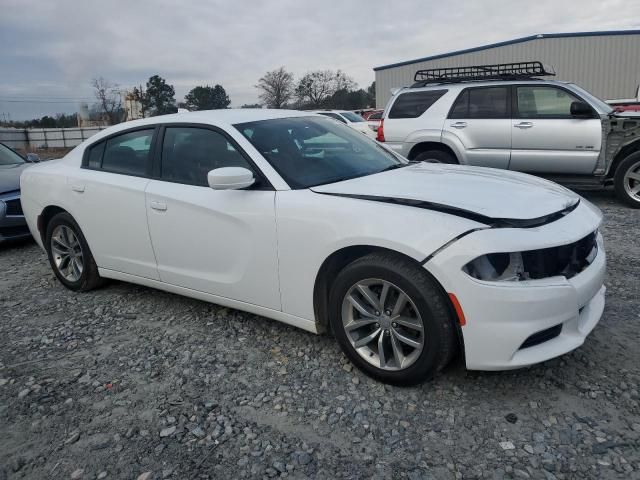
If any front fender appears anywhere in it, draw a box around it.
[275,190,481,321]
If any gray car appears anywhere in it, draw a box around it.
[0,143,34,242]
[377,62,640,207]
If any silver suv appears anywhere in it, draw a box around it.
[377,62,640,207]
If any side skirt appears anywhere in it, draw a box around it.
[98,268,319,334]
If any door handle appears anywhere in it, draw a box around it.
[514,122,533,129]
[71,185,85,193]
[149,201,167,212]
[450,122,467,129]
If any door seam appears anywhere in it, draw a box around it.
[143,180,162,280]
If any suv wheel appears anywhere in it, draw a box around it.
[414,150,456,164]
[45,212,104,291]
[328,252,457,385]
[614,151,640,208]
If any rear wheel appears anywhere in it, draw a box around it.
[45,212,103,291]
[614,152,640,208]
[329,252,457,385]
[414,150,456,164]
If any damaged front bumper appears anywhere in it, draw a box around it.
[424,199,605,370]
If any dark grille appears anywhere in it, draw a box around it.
[5,198,23,216]
[520,324,563,350]
[481,231,598,281]
[521,231,598,280]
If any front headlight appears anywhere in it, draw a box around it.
[463,252,526,281]
[462,230,598,282]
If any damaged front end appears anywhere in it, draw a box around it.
[463,230,598,282]
[599,114,640,176]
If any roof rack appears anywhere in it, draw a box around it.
[412,61,555,86]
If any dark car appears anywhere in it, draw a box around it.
[0,143,35,242]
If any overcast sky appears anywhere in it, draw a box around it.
[1,0,639,120]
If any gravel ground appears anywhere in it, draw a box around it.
[1,190,639,480]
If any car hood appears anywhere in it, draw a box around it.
[311,163,580,226]
[0,163,29,193]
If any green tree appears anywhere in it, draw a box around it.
[184,85,230,110]
[241,103,262,109]
[143,75,177,116]
[367,81,376,106]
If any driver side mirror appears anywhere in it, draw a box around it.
[207,167,255,190]
[26,153,41,163]
[570,101,593,118]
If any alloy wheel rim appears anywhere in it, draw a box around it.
[623,160,640,201]
[341,278,424,371]
[51,225,84,282]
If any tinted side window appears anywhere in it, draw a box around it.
[516,86,584,118]
[161,127,251,187]
[388,90,447,119]
[102,129,154,176]
[449,87,509,119]
[87,141,105,169]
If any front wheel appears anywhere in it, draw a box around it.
[329,252,458,385]
[614,151,640,208]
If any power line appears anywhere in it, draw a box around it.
[0,99,91,104]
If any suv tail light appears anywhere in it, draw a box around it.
[376,119,385,142]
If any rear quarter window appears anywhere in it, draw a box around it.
[388,90,447,119]
[86,141,105,169]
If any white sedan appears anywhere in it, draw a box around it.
[20,110,606,385]
[309,110,376,138]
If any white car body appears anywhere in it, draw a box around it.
[310,110,376,138]
[20,109,605,371]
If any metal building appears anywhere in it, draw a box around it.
[373,30,640,108]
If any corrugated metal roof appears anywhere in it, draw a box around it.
[373,30,640,71]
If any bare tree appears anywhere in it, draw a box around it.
[91,77,122,125]
[256,67,295,109]
[295,70,356,108]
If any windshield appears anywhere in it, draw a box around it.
[0,143,26,166]
[568,84,613,114]
[235,116,406,189]
[339,111,365,122]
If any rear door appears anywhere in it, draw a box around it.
[509,85,602,173]
[144,125,281,310]
[442,86,511,169]
[68,127,160,279]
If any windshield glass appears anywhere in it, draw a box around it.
[0,143,25,166]
[568,84,613,114]
[339,111,365,122]
[235,116,406,189]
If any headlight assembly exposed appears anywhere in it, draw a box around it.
[463,231,598,282]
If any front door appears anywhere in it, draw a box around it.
[442,86,512,169]
[509,85,602,174]
[145,125,281,310]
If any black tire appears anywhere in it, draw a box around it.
[614,151,640,208]
[45,212,104,291]
[328,252,458,385]
[414,150,456,164]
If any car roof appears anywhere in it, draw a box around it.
[88,109,319,141]
[398,79,572,94]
